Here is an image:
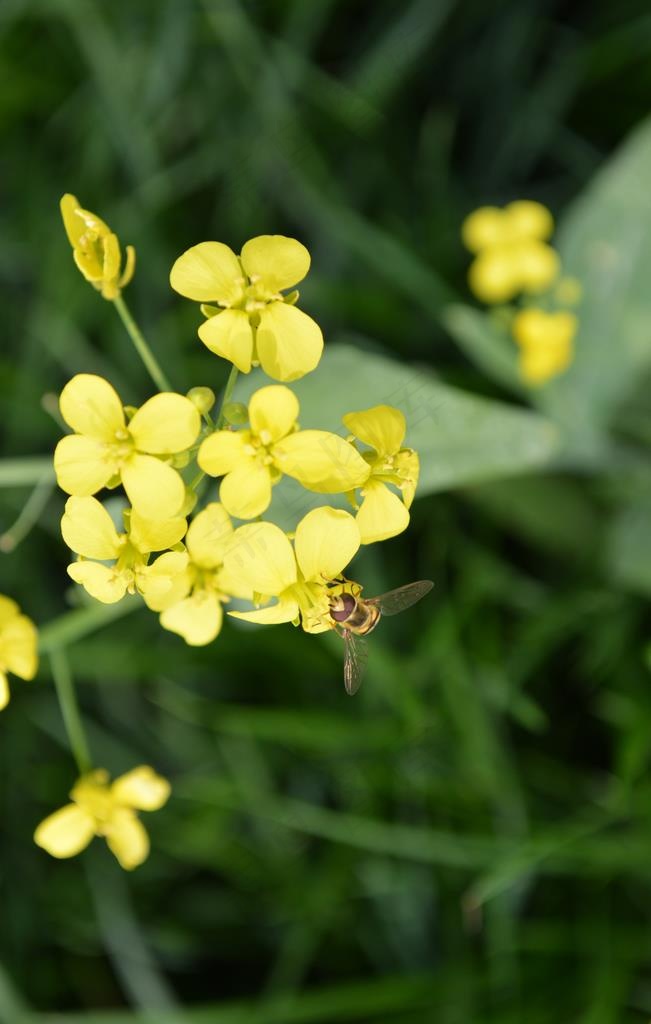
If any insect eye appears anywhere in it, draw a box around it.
[329,593,356,622]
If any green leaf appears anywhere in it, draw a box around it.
[538,116,651,451]
[235,344,561,498]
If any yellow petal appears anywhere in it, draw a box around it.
[223,522,296,596]
[160,589,223,646]
[468,249,520,304]
[198,308,254,373]
[100,233,122,298]
[105,808,149,870]
[170,241,244,305]
[59,374,125,440]
[54,434,116,496]
[249,385,299,443]
[128,509,187,553]
[517,241,560,294]
[461,206,509,253]
[198,430,247,477]
[393,449,420,508]
[504,200,554,242]
[68,561,128,603]
[186,503,233,568]
[273,430,370,493]
[111,766,170,811]
[34,803,96,859]
[294,507,360,582]
[519,339,573,385]
[220,461,272,519]
[0,615,38,680]
[342,405,406,457]
[240,235,310,294]
[128,394,200,455]
[121,453,185,519]
[137,551,190,609]
[0,671,9,710]
[60,193,85,248]
[356,480,410,544]
[61,496,123,559]
[0,596,19,628]
[256,302,323,382]
[229,595,299,625]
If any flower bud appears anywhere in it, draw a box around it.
[186,386,216,416]
[222,402,249,426]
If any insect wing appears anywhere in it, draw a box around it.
[371,580,434,617]
[343,630,369,696]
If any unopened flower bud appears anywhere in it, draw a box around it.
[186,386,215,416]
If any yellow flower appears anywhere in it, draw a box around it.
[198,384,370,519]
[170,235,323,381]
[224,506,360,634]
[34,765,169,870]
[60,193,135,300]
[0,595,38,711]
[62,496,189,606]
[462,201,559,304]
[342,405,419,544]
[54,374,201,519]
[512,308,577,386]
[158,503,249,646]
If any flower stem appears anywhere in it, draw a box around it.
[216,365,240,428]
[112,294,172,393]
[50,648,92,776]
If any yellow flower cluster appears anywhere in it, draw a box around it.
[28,197,425,871]
[461,200,581,386]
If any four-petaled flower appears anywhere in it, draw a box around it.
[54,374,200,520]
[62,496,189,607]
[170,235,323,382]
[343,405,419,544]
[198,384,370,519]
[462,201,559,304]
[224,506,361,634]
[34,766,170,870]
[0,595,38,711]
[512,308,578,385]
[60,194,135,300]
[157,503,249,646]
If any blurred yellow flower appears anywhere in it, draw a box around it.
[62,496,189,606]
[0,595,38,711]
[343,405,419,544]
[198,384,370,520]
[512,308,578,385]
[54,374,201,519]
[224,507,360,634]
[157,503,250,646]
[170,235,323,381]
[60,193,135,301]
[34,766,170,870]
[462,200,559,303]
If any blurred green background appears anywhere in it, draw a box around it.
[3,1,651,1021]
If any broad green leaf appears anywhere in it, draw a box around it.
[538,116,651,450]
[605,493,651,595]
[234,344,560,498]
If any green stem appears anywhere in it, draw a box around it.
[216,364,240,428]
[0,471,55,552]
[50,648,92,775]
[112,294,172,393]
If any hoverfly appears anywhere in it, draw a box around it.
[328,580,433,695]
